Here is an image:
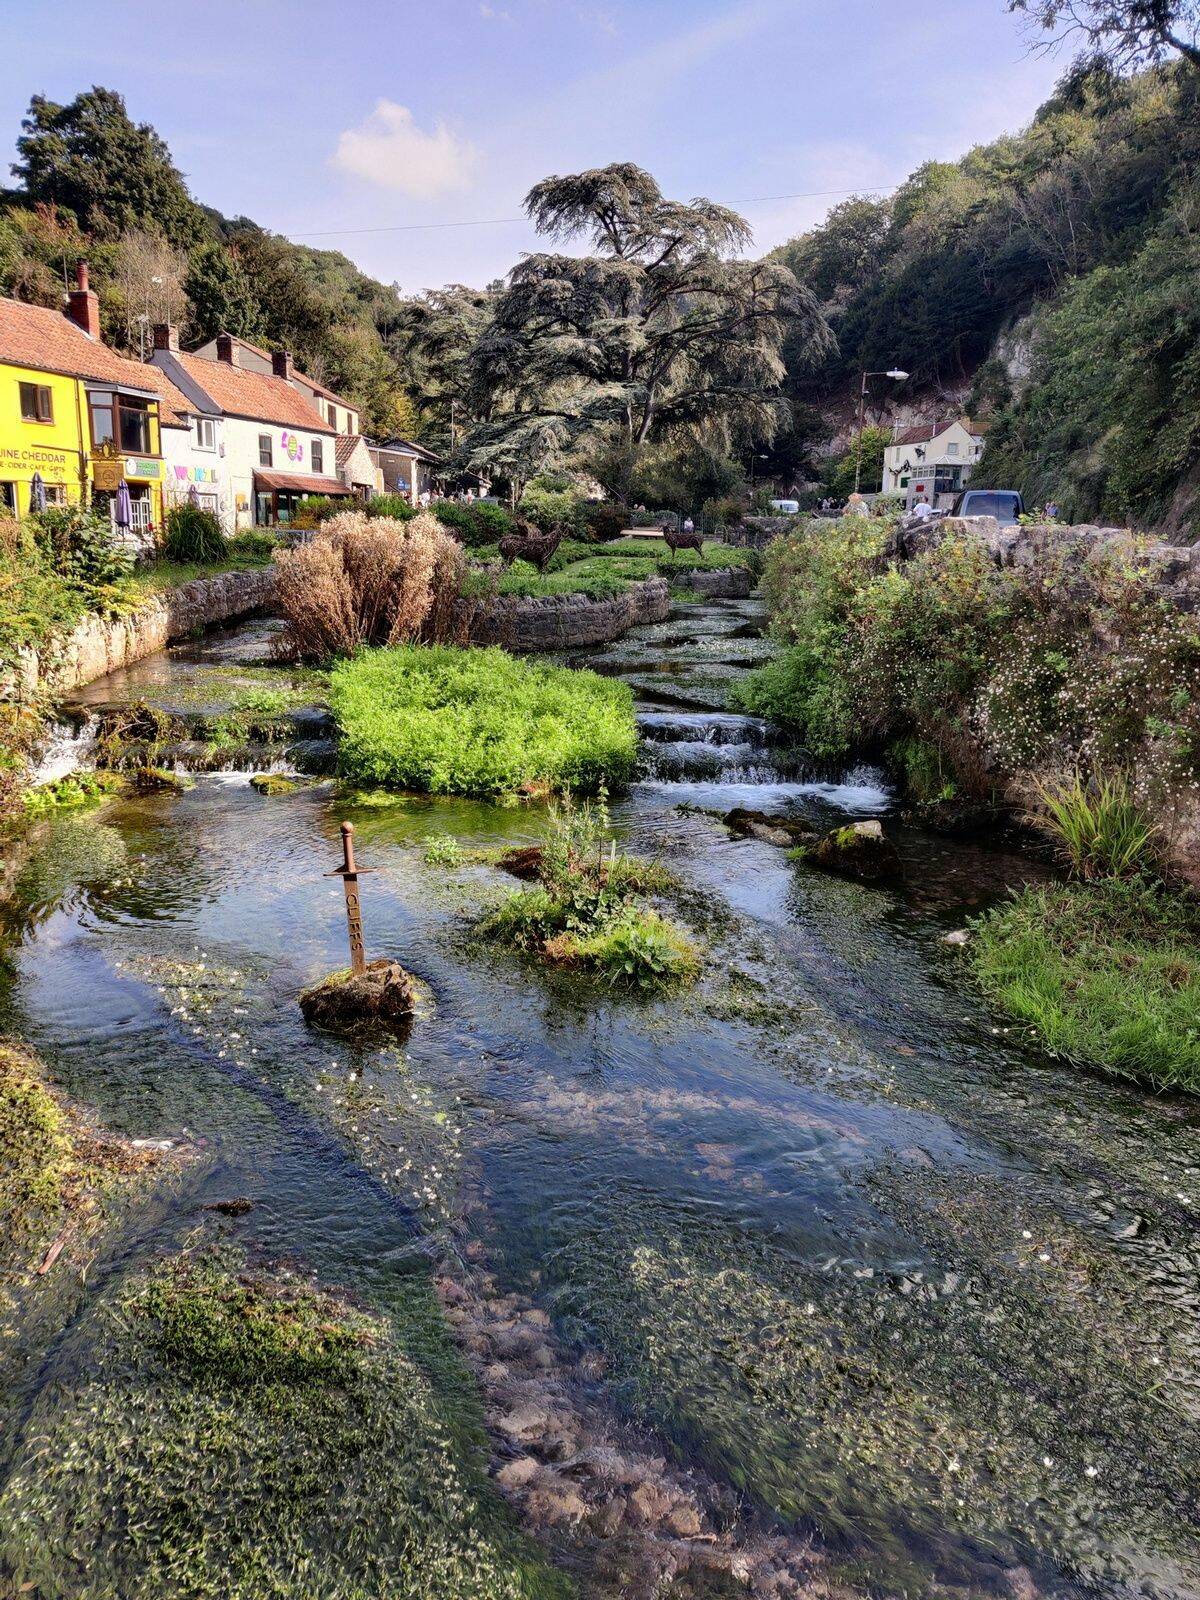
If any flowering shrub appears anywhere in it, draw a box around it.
[740,518,1200,826]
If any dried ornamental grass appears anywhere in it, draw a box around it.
[273,511,467,662]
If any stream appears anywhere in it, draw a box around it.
[3,594,1200,1599]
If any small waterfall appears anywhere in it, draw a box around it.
[29,714,98,785]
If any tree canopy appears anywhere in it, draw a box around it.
[461,163,831,493]
[12,87,206,245]
[1008,0,1200,73]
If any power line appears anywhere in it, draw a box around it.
[283,185,895,241]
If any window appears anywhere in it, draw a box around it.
[327,403,338,431]
[88,390,153,455]
[19,382,53,423]
[88,390,115,448]
[118,396,151,454]
[899,475,910,488]
[946,442,959,457]
[43,484,66,505]
[258,434,273,467]
[195,417,216,450]
[311,440,324,475]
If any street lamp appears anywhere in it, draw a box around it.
[854,368,909,494]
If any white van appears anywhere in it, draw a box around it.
[769,499,800,515]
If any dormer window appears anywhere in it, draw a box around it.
[196,417,216,450]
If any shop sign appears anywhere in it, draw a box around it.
[126,458,161,480]
[91,456,124,491]
[0,443,75,471]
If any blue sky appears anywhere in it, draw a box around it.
[0,0,1067,294]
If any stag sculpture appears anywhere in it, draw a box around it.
[661,521,703,560]
[498,518,564,572]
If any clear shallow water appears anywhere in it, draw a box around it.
[3,597,1200,1598]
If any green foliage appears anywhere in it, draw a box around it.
[330,645,637,798]
[13,87,207,245]
[0,1045,72,1268]
[424,833,465,867]
[367,494,418,522]
[32,503,132,586]
[1033,770,1160,879]
[433,500,516,548]
[183,239,266,343]
[970,879,1200,1091]
[980,226,1200,529]
[478,794,696,990]
[163,504,228,564]
[566,907,700,990]
[21,770,122,819]
[519,478,585,532]
[820,426,892,499]
[290,496,342,528]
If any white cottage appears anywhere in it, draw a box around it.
[150,332,348,528]
[882,418,986,509]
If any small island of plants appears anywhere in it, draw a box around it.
[330,645,637,800]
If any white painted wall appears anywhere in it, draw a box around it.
[883,419,984,502]
[160,417,231,530]
[221,416,337,527]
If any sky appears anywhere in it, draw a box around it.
[0,0,1069,295]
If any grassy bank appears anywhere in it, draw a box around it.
[0,1042,168,1295]
[330,645,637,799]
[0,1247,568,1600]
[970,878,1200,1093]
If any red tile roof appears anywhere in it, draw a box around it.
[0,295,194,425]
[173,351,333,432]
[209,335,355,410]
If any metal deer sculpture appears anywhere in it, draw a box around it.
[498,518,564,572]
[661,520,703,560]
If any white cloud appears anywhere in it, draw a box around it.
[479,3,513,20]
[332,100,477,199]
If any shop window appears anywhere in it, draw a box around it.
[311,440,324,475]
[43,484,66,505]
[259,435,273,467]
[196,417,216,450]
[0,483,15,511]
[19,382,53,423]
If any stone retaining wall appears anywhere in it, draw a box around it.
[673,567,754,599]
[467,577,671,651]
[12,567,277,699]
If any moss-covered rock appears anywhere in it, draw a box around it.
[132,766,193,794]
[299,958,418,1035]
[249,772,299,796]
[799,819,900,881]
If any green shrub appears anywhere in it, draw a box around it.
[226,530,276,563]
[367,494,417,521]
[432,500,515,548]
[1033,770,1159,880]
[477,795,696,990]
[581,502,628,542]
[423,833,464,866]
[330,645,637,797]
[565,907,700,990]
[290,496,341,529]
[969,879,1200,1092]
[32,504,132,585]
[163,504,227,564]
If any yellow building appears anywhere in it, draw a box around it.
[0,266,192,535]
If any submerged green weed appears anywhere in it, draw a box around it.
[0,1249,571,1600]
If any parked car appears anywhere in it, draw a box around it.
[769,498,800,515]
[949,489,1024,524]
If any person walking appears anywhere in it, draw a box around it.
[911,494,934,520]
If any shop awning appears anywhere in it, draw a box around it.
[254,471,354,496]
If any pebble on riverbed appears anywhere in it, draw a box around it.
[435,1259,840,1600]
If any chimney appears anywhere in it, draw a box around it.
[67,260,101,341]
[153,323,179,354]
[271,349,294,382]
[215,332,238,365]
